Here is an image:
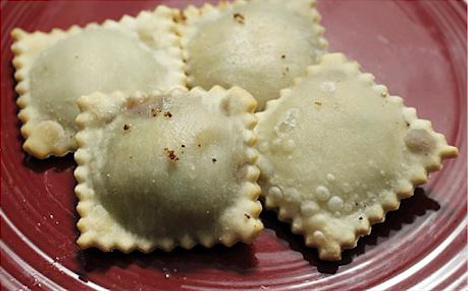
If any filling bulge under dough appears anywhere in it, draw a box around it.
[12,6,184,158]
[182,0,328,111]
[74,87,263,252]
[256,53,459,260]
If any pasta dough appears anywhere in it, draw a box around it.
[74,87,263,252]
[256,53,459,260]
[12,6,185,158]
[180,0,328,111]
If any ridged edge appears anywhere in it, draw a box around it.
[257,52,459,261]
[11,5,184,159]
[74,86,263,252]
[177,0,328,91]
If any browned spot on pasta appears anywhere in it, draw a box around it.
[405,129,436,154]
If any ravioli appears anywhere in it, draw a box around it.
[12,6,185,159]
[74,87,263,252]
[256,53,459,261]
[180,0,328,111]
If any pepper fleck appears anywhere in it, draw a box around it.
[151,108,161,117]
[123,124,130,131]
[233,13,245,24]
[212,158,217,163]
[164,112,173,118]
[164,148,179,161]
[244,213,251,219]
[281,54,286,59]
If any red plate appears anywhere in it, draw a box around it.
[1,1,467,290]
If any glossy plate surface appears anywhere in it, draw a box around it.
[1,1,467,290]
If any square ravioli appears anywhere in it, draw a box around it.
[12,6,185,159]
[179,0,328,111]
[256,53,459,261]
[74,87,263,252]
